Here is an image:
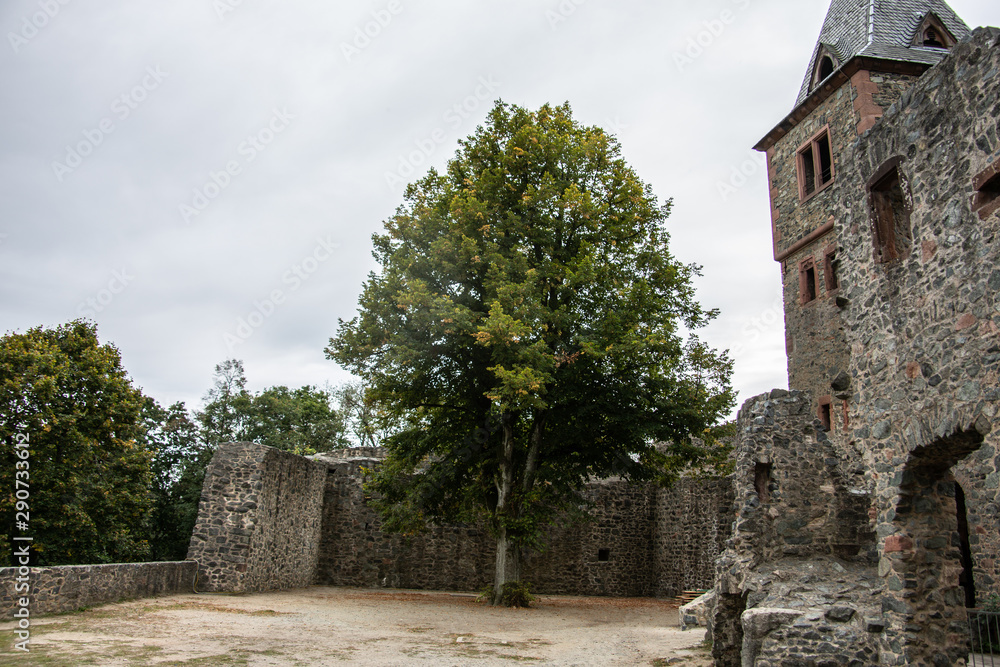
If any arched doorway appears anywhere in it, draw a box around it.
[887,428,985,664]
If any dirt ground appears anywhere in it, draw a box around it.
[0,587,712,666]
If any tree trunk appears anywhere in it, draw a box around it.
[493,525,523,604]
[493,411,522,605]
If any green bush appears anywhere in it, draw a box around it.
[478,581,535,608]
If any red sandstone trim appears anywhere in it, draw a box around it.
[851,70,884,134]
[775,217,835,263]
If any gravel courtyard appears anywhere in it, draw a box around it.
[0,587,712,666]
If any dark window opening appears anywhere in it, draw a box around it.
[598,548,611,562]
[973,166,1000,220]
[798,130,834,199]
[819,401,832,431]
[801,145,816,196]
[818,135,833,184]
[818,56,835,81]
[800,259,817,303]
[824,250,840,291]
[754,462,772,503]
[870,166,912,263]
[923,28,945,48]
[956,484,976,608]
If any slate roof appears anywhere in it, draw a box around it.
[795,0,971,105]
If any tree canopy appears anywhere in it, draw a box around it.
[328,101,734,603]
[0,321,153,566]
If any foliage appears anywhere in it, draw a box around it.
[0,321,153,566]
[142,399,212,561]
[332,382,403,448]
[196,360,349,456]
[478,581,535,608]
[328,101,734,603]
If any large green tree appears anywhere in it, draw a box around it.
[0,321,153,566]
[328,102,734,603]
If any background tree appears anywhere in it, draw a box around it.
[333,382,403,447]
[245,385,349,455]
[142,399,211,561]
[328,102,734,604]
[0,321,153,566]
[196,359,253,448]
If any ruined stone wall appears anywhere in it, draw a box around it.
[867,71,920,116]
[187,442,327,593]
[831,27,1000,665]
[711,390,882,667]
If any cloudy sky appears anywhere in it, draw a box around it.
[1,0,995,415]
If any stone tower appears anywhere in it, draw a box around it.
[754,0,971,436]
[707,2,1000,664]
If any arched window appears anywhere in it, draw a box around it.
[818,56,835,81]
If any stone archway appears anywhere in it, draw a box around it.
[885,427,985,665]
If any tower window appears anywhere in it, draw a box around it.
[597,549,611,562]
[818,56,834,81]
[824,248,840,291]
[869,162,912,263]
[923,28,945,48]
[797,128,834,200]
[800,258,817,304]
[972,159,1000,220]
[818,397,833,432]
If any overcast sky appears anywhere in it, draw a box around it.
[1,0,995,416]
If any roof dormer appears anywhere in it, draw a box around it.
[912,13,958,49]
[809,45,841,93]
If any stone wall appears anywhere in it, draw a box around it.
[654,478,733,598]
[831,27,1000,665]
[711,390,882,667]
[716,27,1000,667]
[187,442,327,593]
[312,451,731,597]
[0,561,196,617]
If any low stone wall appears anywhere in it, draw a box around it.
[0,561,197,617]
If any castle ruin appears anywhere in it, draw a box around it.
[185,1,999,664]
[709,1,1000,664]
